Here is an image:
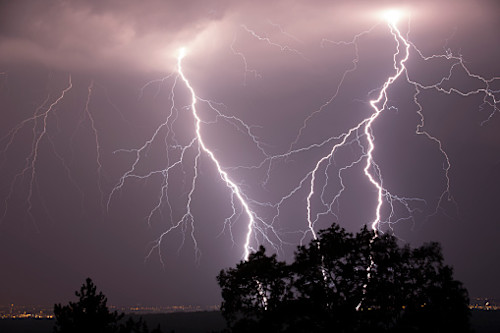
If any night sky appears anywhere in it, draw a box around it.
[1,0,499,307]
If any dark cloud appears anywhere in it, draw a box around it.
[0,0,231,72]
[2,0,497,73]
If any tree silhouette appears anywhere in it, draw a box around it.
[217,224,471,332]
[217,246,294,332]
[54,278,162,333]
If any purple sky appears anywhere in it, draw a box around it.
[1,0,499,307]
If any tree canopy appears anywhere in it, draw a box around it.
[54,278,162,333]
[217,224,470,332]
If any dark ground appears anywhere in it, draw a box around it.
[0,310,499,332]
[470,310,500,333]
[0,311,225,333]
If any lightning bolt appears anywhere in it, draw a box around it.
[110,48,280,264]
[365,14,411,231]
[283,10,498,244]
[1,76,73,227]
[127,13,416,272]
[239,24,308,61]
[3,7,497,280]
[229,16,417,246]
[1,75,109,230]
[176,48,257,260]
[72,80,105,213]
[299,15,413,242]
[83,81,104,207]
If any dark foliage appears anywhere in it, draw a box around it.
[217,246,294,332]
[217,224,470,332]
[53,278,162,333]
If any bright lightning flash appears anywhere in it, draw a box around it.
[383,9,403,25]
[365,15,410,231]
[113,11,499,267]
[176,48,257,261]
[109,47,283,264]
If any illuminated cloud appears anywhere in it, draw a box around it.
[1,0,497,73]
